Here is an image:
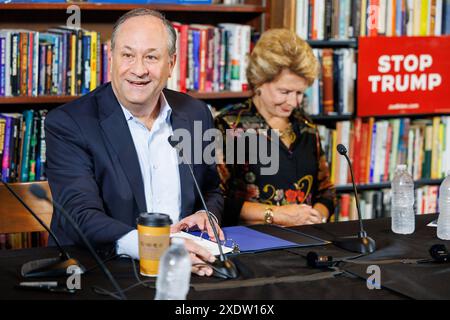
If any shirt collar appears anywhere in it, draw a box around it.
[120,92,172,124]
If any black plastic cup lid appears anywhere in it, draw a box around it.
[137,213,172,227]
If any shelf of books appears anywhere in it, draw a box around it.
[0,230,48,251]
[309,114,354,123]
[335,178,444,193]
[321,115,450,222]
[295,0,449,40]
[320,116,450,185]
[333,183,442,222]
[302,43,357,119]
[0,23,259,99]
[292,0,450,223]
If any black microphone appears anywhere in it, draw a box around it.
[168,136,238,279]
[0,177,84,278]
[334,144,376,254]
[29,184,127,299]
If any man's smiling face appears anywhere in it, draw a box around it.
[110,15,175,110]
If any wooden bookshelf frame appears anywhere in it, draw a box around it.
[0,91,253,105]
[0,3,266,12]
[0,1,270,33]
[309,114,354,122]
[335,178,444,193]
[307,39,358,48]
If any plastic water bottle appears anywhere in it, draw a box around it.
[155,238,191,300]
[437,172,450,240]
[391,164,415,234]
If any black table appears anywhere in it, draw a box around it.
[0,214,448,300]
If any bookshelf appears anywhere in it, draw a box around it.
[274,0,450,221]
[309,114,353,122]
[0,0,269,96]
[0,91,254,105]
[308,114,354,131]
[335,178,444,193]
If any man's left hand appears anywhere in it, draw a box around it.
[171,211,225,242]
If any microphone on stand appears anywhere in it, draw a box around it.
[168,136,238,279]
[0,177,84,278]
[29,184,127,299]
[333,144,376,254]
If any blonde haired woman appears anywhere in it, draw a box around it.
[216,29,336,227]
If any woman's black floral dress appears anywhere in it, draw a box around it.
[215,99,336,226]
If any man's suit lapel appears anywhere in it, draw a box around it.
[166,92,195,218]
[96,84,147,214]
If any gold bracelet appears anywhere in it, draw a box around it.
[264,207,274,224]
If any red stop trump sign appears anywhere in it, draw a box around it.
[357,36,450,117]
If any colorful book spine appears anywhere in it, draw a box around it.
[27,32,33,97]
[0,36,5,96]
[360,0,368,36]
[431,117,441,179]
[82,32,91,95]
[198,28,207,92]
[38,44,46,95]
[90,31,97,92]
[32,32,39,97]
[1,115,11,182]
[20,110,33,182]
[187,29,194,91]
[359,121,369,183]
[28,112,38,182]
[383,123,393,181]
[322,49,334,115]
[438,122,444,177]
[330,129,337,185]
[444,0,450,34]
[45,43,53,95]
[420,0,430,35]
[422,124,433,179]
[70,33,76,95]
[19,32,28,96]
[0,118,5,166]
[205,27,214,92]
[36,110,47,181]
[395,0,403,35]
[9,116,19,182]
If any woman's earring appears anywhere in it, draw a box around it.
[256,89,262,96]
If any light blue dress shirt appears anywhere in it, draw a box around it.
[116,93,182,259]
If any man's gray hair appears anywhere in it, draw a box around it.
[111,8,177,56]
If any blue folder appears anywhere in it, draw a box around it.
[190,225,329,253]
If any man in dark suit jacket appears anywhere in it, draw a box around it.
[45,9,223,276]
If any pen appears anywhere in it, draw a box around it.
[16,282,76,294]
[19,281,58,288]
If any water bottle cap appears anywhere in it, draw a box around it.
[171,237,185,246]
[396,164,407,171]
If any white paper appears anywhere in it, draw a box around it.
[170,232,233,256]
[427,219,438,227]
